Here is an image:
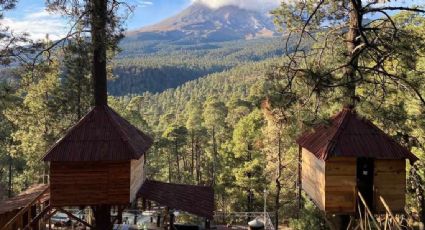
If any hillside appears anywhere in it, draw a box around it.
[107,3,284,96]
[110,38,286,96]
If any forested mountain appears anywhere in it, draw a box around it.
[107,3,285,96]
[111,37,286,95]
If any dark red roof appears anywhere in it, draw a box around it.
[297,107,418,163]
[138,180,214,219]
[0,184,49,215]
[43,105,153,161]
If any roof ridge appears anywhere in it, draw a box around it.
[103,106,140,159]
[323,108,352,159]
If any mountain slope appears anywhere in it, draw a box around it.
[127,3,278,43]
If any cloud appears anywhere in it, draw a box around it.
[138,0,154,7]
[1,9,68,41]
[192,0,281,12]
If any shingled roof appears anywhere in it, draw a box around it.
[297,107,418,163]
[138,180,214,219]
[43,105,153,161]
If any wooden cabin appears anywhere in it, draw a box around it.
[43,105,153,207]
[297,107,418,214]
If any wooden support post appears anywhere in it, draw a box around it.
[157,213,161,227]
[169,212,175,230]
[205,218,211,230]
[92,205,111,230]
[48,209,51,230]
[117,206,123,224]
[134,212,138,225]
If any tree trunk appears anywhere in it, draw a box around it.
[211,127,217,186]
[8,155,12,198]
[344,0,362,106]
[275,129,282,229]
[77,64,82,119]
[91,0,108,106]
[175,140,181,181]
[191,131,195,180]
[196,141,201,185]
[92,205,112,230]
[168,150,172,183]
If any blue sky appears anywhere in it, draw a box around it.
[2,0,193,40]
[2,0,423,40]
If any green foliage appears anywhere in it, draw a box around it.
[288,198,327,230]
[109,38,287,96]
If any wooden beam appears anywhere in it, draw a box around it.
[57,208,94,229]
[379,196,402,230]
[24,205,52,230]
[44,209,57,221]
[357,192,380,229]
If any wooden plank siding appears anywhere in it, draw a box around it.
[301,148,326,210]
[325,157,357,214]
[50,161,131,206]
[130,155,145,202]
[374,159,406,213]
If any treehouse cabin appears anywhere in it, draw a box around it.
[42,105,153,206]
[297,107,418,214]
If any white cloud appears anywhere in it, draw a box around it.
[1,9,68,41]
[138,0,154,7]
[192,0,281,12]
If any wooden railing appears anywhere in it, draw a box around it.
[1,186,50,230]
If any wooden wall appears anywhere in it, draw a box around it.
[50,161,130,206]
[301,147,407,215]
[130,155,145,202]
[301,148,326,210]
[325,157,357,214]
[374,159,406,213]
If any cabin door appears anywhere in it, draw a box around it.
[357,158,374,211]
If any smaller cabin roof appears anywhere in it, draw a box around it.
[0,184,49,215]
[43,105,153,161]
[138,180,214,219]
[297,107,418,163]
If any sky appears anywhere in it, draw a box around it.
[1,0,423,40]
[2,0,193,40]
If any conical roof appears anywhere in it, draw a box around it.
[297,107,418,163]
[43,105,153,161]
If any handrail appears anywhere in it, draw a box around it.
[1,186,50,230]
